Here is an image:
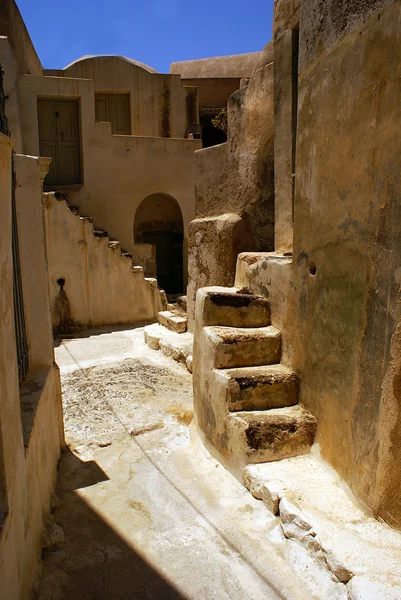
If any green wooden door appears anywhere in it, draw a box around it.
[38,99,81,186]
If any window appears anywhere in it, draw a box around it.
[95,93,131,135]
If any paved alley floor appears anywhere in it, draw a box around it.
[35,325,348,600]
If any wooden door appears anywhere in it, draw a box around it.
[38,99,81,186]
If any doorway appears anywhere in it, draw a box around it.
[134,194,184,294]
[38,99,81,186]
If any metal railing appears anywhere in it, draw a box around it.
[0,66,8,136]
[0,64,29,381]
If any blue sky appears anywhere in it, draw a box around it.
[16,0,274,73]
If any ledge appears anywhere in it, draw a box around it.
[20,365,52,452]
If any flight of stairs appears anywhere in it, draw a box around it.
[158,295,188,333]
[193,287,317,474]
[44,192,167,330]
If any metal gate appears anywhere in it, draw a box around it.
[0,64,29,381]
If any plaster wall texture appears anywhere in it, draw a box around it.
[0,0,42,76]
[289,0,401,527]
[238,1,401,528]
[44,193,166,331]
[0,136,64,599]
[16,70,201,285]
[273,0,300,42]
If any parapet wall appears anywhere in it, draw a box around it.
[44,193,166,332]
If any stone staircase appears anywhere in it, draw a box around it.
[44,192,166,330]
[157,294,188,333]
[193,286,317,476]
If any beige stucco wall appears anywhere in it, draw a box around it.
[62,56,196,139]
[15,70,201,289]
[44,192,166,330]
[0,136,64,599]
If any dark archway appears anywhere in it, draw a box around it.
[134,194,184,294]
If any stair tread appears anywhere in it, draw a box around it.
[229,404,308,421]
[218,363,295,381]
[206,287,269,307]
[159,311,187,323]
[205,325,280,341]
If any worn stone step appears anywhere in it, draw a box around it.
[227,405,317,463]
[158,310,187,333]
[214,364,298,412]
[204,325,281,368]
[200,287,271,328]
[176,295,187,315]
[108,240,120,250]
[93,229,108,238]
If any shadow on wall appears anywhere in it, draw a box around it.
[134,193,184,294]
[34,449,184,600]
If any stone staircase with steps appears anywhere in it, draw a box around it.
[157,294,188,333]
[193,286,317,477]
[44,192,167,330]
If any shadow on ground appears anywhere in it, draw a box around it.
[35,449,184,600]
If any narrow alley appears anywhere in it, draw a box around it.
[34,326,346,600]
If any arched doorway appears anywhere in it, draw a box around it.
[134,194,184,294]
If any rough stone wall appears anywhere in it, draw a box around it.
[226,0,401,530]
[195,62,275,248]
[170,51,261,78]
[44,193,166,331]
[287,1,401,526]
[186,59,275,327]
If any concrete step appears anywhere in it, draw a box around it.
[215,364,298,412]
[176,295,187,315]
[204,325,281,368]
[108,240,120,250]
[93,229,108,238]
[201,287,271,328]
[158,310,187,333]
[227,405,317,464]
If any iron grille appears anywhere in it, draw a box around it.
[11,163,29,382]
[0,64,29,381]
[0,66,8,136]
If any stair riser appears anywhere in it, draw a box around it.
[227,411,317,464]
[203,296,271,328]
[227,376,298,412]
[214,337,281,369]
